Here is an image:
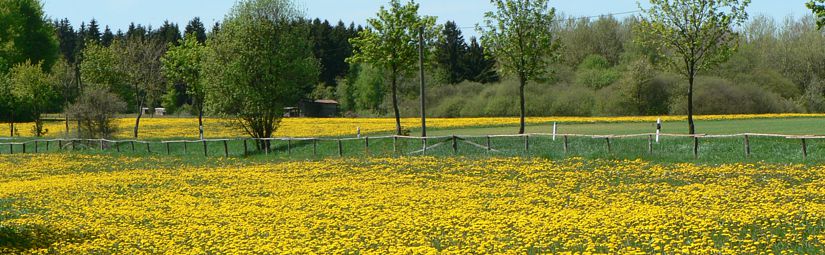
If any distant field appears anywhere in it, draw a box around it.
[2,114,825,139]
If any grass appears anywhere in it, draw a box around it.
[1,116,824,164]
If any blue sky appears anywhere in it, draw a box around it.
[43,0,813,38]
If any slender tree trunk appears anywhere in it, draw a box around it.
[391,73,401,135]
[687,73,695,135]
[518,74,526,135]
[134,99,143,138]
[10,112,14,137]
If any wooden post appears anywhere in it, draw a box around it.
[647,135,653,154]
[365,137,370,156]
[313,139,317,156]
[72,139,76,150]
[486,136,491,153]
[563,135,569,154]
[693,137,699,159]
[203,140,208,157]
[452,135,458,154]
[146,142,151,153]
[264,140,269,155]
[21,143,25,154]
[166,142,171,155]
[183,141,187,154]
[802,138,808,159]
[243,139,248,156]
[45,140,49,152]
[223,140,228,157]
[287,138,291,155]
[115,141,120,153]
[524,135,530,152]
[130,141,135,152]
[392,136,398,154]
[744,135,750,157]
[9,144,12,154]
[605,137,611,153]
[422,138,427,156]
[58,140,62,151]
[338,139,343,157]
[99,139,104,150]
[34,141,38,153]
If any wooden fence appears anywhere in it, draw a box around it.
[0,132,823,159]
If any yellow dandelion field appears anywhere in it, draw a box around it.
[0,154,823,254]
[3,113,825,139]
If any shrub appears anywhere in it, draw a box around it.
[66,88,126,139]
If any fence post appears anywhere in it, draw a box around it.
[287,138,292,155]
[243,139,248,156]
[647,135,653,154]
[203,140,208,157]
[183,141,187,154]
[744,135,750,157]
[115,141,120,152]
[486,136,491,153]
[563,135,569,154]
[46,140,50,152]
[9,144,12,154]
[72,139,76,150]
[264,139,269,155]
[223,140,229,157]
[166,142,171,155]
[34,141,38,153]
[338,139,343,157]
[21,143,25,154]
[365,137,369,156]
[605,137,611,153]
[392,136,398,154]
[422,137,427,156]
[146,142,151,153]
[802,138,808,159]
[452,135,458,154]
[58,140,62,151]
[693,137,699,159]
[130,141,135,152]
[100,139,104,150]
[524,135,530,153]
[313,139,317,156]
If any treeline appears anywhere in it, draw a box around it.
[3,0,825,139]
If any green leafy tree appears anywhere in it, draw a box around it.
[118,37,167,138]
[80,42,130,105]
[478,0,561,134]
[348,0,438,135]
[636,0,750,134]
[807,0,825,29]
[162,35,207,139]
[0,0,59,73]
[203,0,319,148]
[9,61,56,136]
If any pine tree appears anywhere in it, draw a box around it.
[463,37,499,83]
[435,21,468,84]
[86,19,101,44]
[155,21,181,46]
[101,25,114,47]
[54,18,78,63]
[184,17,207,44]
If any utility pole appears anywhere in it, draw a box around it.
[419,26,427,137]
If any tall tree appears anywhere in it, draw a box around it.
[184,17,208,44]
[348,0,438,135]
[463,37,499,83]
[54,18,78,63]
[636,0,750,134]
[162,35,207,139]
[117,38,166,138]
[9,61,56,136]
[435,21,468,84]
[478,0,561,134]
[203,0,319,148]
[101,25,114,47]
[155,20,182,46]
[86,19,101,44]
[0,0,59,73]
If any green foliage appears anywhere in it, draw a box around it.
[807,0,825,29]
[0,0,59,73]
[353,64,386,113]
[597,59,670,116]
[161,34,207,123]
[575,54,620,89]
[348,0,438,134]
[669,77,795,115]
[8,61,56,136]
[310,83,335,100]
[479,0,561,133]
[79,42,131,106]
[203,0,319,141]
